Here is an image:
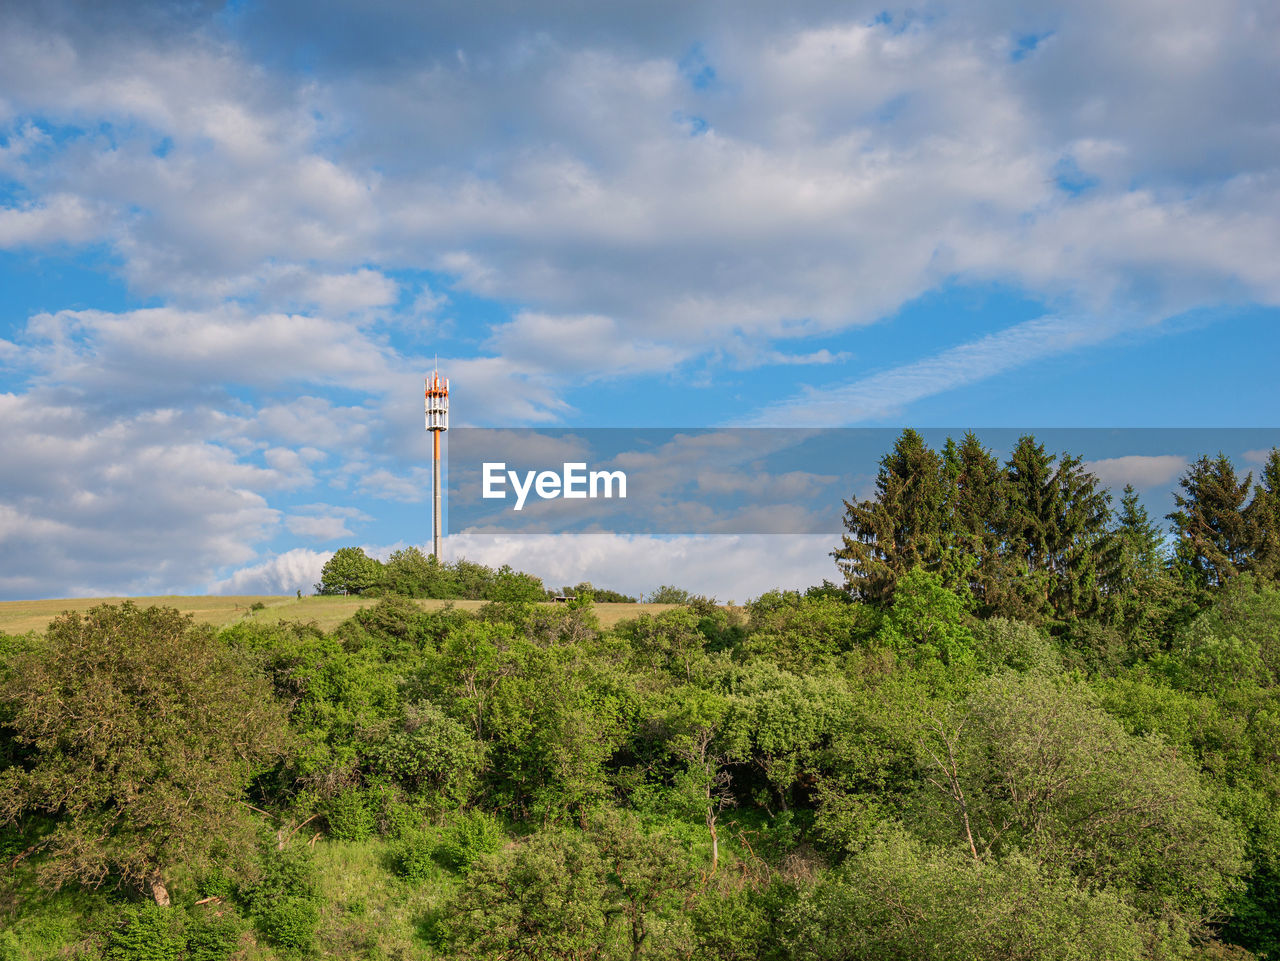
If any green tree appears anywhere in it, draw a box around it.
[836,429,952,603]
[1247,447,1280,583]
[444,828,612,960]
[914,674,1246,923]
[946,432,1012,612]
[876,567,975,666]
[382,545,436,596]
[486,564,548,602]
[1169,454,1253,593]
[782,830,1150,961]
[1107,484,1176,650]
[1001,436,1114,621]
[314,546,384,596]
[0,604,289,904]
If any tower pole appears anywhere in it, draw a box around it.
[433,428,442,561]
[425,367,449,562]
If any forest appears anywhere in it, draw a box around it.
[4,428,1280,960]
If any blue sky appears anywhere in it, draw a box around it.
[1,0,1278,600]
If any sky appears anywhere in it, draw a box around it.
[1,0,1278,601]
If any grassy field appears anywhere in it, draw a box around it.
[0,595,677,635]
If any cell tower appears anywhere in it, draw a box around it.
[424,366,449,561]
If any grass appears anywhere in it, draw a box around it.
[0,596,682,635]
[310,837,448,959]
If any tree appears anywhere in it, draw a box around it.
[914,674,1245,923]
[1001,436,1114,621]
[382,545,436,597]
[1107,484,1176,648]
[314,546,384,596]
[1247,448,1280,583]
[782,830,1151,961]
[835,429,951,603]
[0,604,289,904]
[444,828,612,960]
[1169,454,1253,592]
[946,432,1009,611]
[876,568,975,666]
[661,688,747,872]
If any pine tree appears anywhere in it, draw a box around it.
[835,429,950,603]
[1108,484,1175,649]
[1246,448,1280,584]
[1001,436,1113,621]
[1168,454,1253,592]
[948,432,1009,613]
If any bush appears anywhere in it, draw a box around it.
[325,786,376,841]
[104,903,185,961]
[372,701,486,808]
[255,897,320,952]
[184,910,244,961]
[241,848,322,952]
[196,867,234,901]
[974,617,1061,675]
[393,829,439,883]
[438,809,506,872]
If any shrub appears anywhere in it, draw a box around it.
[974,617,1061,675]
[438,810,506,872]
[103,903,185,961]
[325,786,376,841]
[184,911,244,961]
[372,702,485,808]
[393,830,439,883]
[255,897,320,952]
[241,848,322,952]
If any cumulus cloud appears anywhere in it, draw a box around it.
[0,194,104,247]
[1084,454,1190,491]
[0,393,282,599]
[445,532,836,601]
[209,547,331,596]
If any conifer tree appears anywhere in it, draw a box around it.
[835,429,950,603]
[1169,454,1253,592]
[948,432,1010,614]
[1108,484,1175,647]
[1001,436,1113,621]
[1246,448,1280,584]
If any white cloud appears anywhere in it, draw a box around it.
[1,1,1278,600]
[443,532,837,602]
[0,392,283,599]
[209,548,331,596]
[0,194,103,247]
[745,314,1135,426]
[1084,454,1190,490]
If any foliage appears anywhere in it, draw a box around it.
[972,617,1061,674]
[437,809,507,872]
[781,830,1151,961]
[324,786,376,841]
[314,546,384,596]
[0,603,289,901]
[240,847,322,953]
[876,567,975,666]
[371,700,486,808]
[103,903,186,961]
[184,910,244,961]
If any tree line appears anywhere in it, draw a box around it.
[838,429,1280,639]
[314,547,639,603]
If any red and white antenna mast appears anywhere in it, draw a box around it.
[424,363,449,561]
